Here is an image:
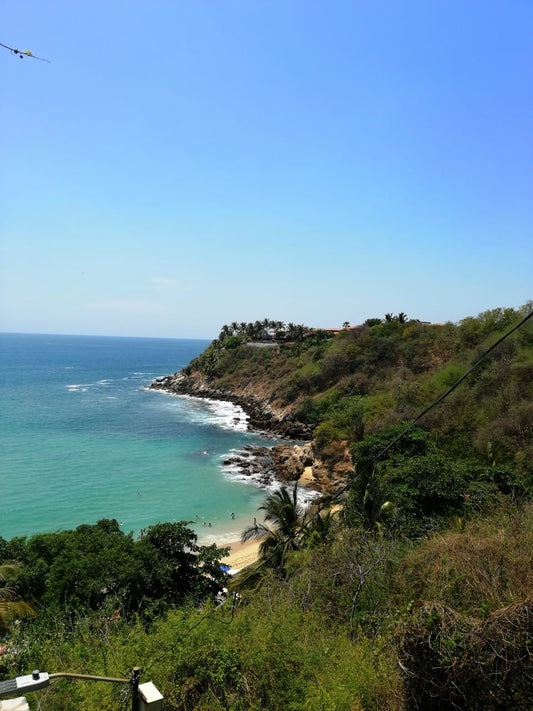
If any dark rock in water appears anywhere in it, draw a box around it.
[223,457,241,466]
[149,372,313,440]
[149,371,321,489]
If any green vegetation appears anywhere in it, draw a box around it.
[1,304,532,709]
[235,483,334,587]
[0,520,228,622]
[0,564,35,635]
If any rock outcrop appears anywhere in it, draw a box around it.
[150,372,351,493]
[150,372,313,439]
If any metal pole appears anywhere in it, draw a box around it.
[131,667,140,711]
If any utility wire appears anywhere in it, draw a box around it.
[50,310,533,702]
[374,308,533,462]
[132,308,533,676]
[235,308,533,586]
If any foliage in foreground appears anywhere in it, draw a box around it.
[1,304,533,709]
[1,503,532,710]
[0,519,228,620]
[2,583,402,710]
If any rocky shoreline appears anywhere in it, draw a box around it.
[149,372,351,494]
[150,372,313,439]
[222,443,316,489]
[149,372,328,491]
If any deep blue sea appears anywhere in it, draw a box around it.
[0,333,279,545]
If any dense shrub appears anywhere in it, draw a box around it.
[1,520,227,618]
[397,597,533,710]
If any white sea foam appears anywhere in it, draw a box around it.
[220,448,320,504]
[67,379,113,392]
[149,390,250,432]
[198,398,249,432]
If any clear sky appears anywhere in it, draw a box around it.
[1,1,531,339]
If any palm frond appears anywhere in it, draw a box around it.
[241,522,272,543]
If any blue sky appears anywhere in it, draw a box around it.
[1,1,531,338]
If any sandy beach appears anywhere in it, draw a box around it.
[218,470,321,572]
[220,538,261,572]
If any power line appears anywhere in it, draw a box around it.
[374,309,533,462]
[235,308,533,585]
[130,308,533,678]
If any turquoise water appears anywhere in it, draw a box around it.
[0,333,277,545]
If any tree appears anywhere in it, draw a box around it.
[346,425,430,528]
[346,425,479,535]
[202,348,220,377]
[343,321,351,329]
[397,312,408,323]
[138,522,227,605]
[219,324,231,340]
[294,324,306,341]
[365,318,382,327]
[239,483,332,578]
[2,519,227,618]
[224,335,241,350]
[0,563,35,634]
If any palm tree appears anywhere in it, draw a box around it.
[238,483,334,580]
[219,324,231,340]
[242,483,303,566]
[286,322,296,340]
[295,324,306,341]
[397,312,408,323]
[343,321,351,329]
[384,313,394,322]
[0,563,35,635]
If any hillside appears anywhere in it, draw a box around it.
[151,305,533,495]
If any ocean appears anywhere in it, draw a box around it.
[0,333,281,546]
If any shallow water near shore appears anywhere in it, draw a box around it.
[0,333,281,543]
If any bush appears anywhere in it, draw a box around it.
[224,335,241,350]
[397,597,533,710]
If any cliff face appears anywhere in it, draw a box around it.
[150,371,312,439]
